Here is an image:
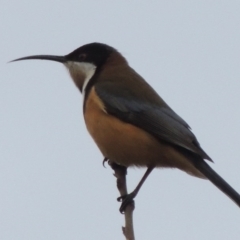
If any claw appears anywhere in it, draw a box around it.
[117,196,124,202]
[102,157,109,167]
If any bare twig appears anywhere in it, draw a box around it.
[109,161,135,240]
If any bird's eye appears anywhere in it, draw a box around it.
[79,54,87,61]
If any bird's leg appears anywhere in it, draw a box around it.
[117,166,154,213]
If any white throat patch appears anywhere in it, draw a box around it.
[65,61,97,95]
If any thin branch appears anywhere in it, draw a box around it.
[109,161,135,240]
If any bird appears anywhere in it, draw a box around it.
[11,42,240,212]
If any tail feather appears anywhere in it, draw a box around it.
[192,159,240,208]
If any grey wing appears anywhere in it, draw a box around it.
[95,81,212,161]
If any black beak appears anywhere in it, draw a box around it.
[10,55,67,63]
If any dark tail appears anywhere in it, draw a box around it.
[191,159,240,208]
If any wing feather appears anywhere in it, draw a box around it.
[95,80,211,161]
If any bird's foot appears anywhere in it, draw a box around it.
[117,191,136,213]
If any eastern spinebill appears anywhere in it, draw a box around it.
[11,43,240,212]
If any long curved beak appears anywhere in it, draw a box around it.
[10,55,67,63]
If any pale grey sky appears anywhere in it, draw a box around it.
[1,1,240,239]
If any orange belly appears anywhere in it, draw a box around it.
[84,87,204,178]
